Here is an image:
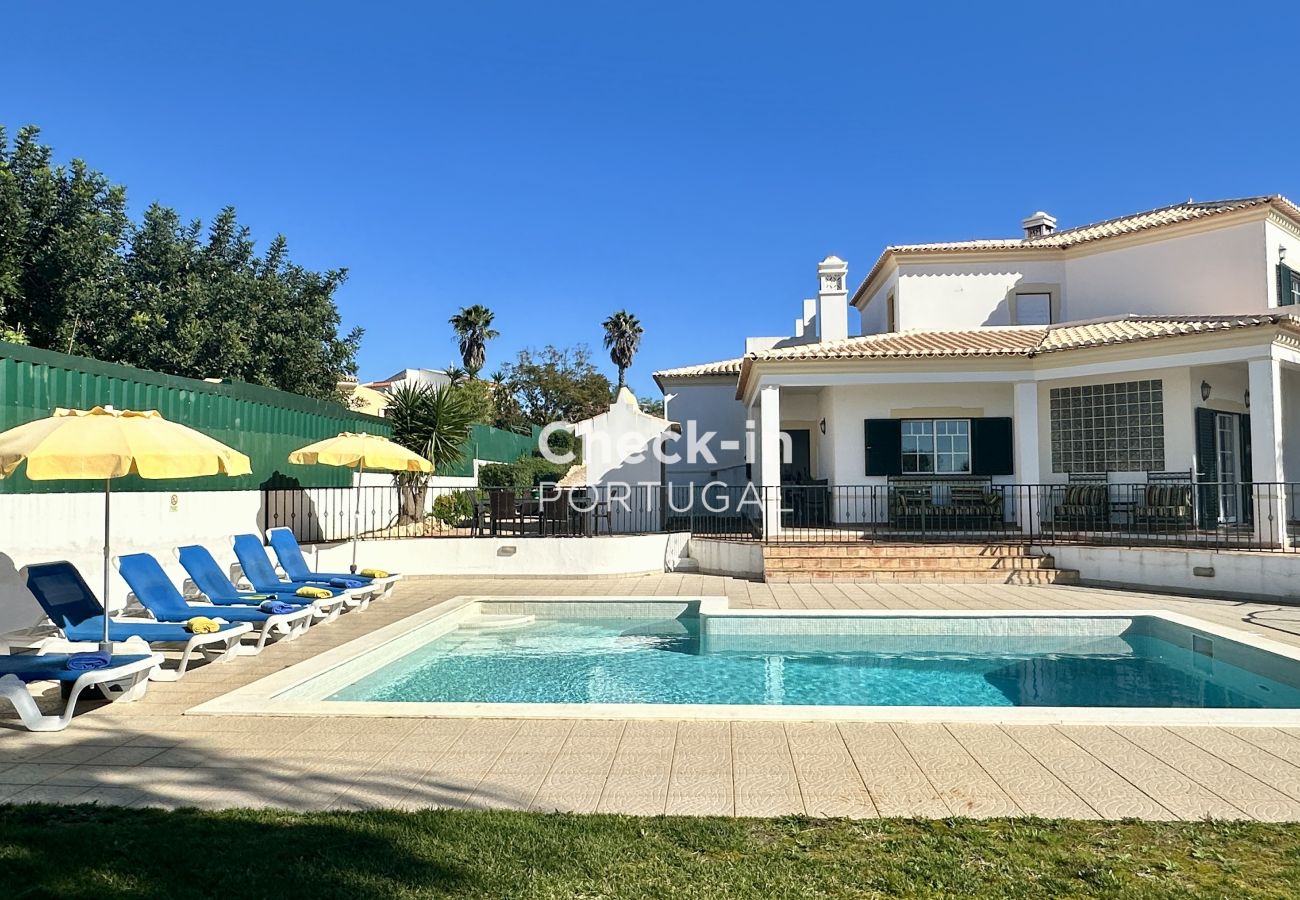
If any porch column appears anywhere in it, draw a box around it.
[1012,381,1042,537]
[757,384,782,538]
[1248,357,1290,548]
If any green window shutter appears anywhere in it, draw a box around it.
[1239,412,1253,526]
[1194,407,1218,482]
[1279,264,1296,306]
[1194,407,1218,528]
[864,419,902,476]
[970,417,1014,476]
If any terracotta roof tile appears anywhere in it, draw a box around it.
[746,314,1295,364]
[653,358,744,379]
[858,195,1300,301]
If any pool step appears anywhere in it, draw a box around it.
[459,614,537,630]
[762,544,1079,585]
[764,543,1035,558]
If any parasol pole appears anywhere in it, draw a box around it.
[351,456,363,573]
[102,478,112,654]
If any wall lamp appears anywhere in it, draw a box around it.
[1201,380,1212,402]
[819,418,826,434]
[1245,389,1251,409]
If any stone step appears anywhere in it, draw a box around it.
[459,614,537,631]
[767,568,1081,585]
[763,543,1033,559]
[763,555,1056,572]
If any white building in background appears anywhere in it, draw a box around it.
[569,387,678,488]
[656,195,1300,542]
[337,367,452,417]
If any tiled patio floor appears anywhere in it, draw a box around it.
[6,573,1300,819]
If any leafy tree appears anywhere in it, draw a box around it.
[602,309,643,393]
[498,345,612,427]
[639,395,665,417]
[0,125,360,400]
[0,125,130,355]
[487,368,522,430]
[450,376,496,425]
[448,304,498,377]
[384,382,474,523]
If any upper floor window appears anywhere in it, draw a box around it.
[901,419,970,474]
[1279,264,1300,307]
[1013,291,1053,325]
[886,290,897,332]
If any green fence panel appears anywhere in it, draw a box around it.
[0,341,389,493]
[437,424,542,477]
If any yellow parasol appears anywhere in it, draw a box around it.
[0,406,252,651]
[288,432,432,572]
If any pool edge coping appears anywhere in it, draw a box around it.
[185,596,1300,726]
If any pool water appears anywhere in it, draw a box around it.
[326,617,1300,709]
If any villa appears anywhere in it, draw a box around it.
[657,196,1300,552]
[9,198,1300,850]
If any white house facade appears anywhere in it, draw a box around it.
[655,196,1300,545]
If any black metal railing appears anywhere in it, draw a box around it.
[262,484,668,542]
[262,481,1300,553]
[748,482,1299,551]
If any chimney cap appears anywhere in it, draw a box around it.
[1021,211,1057,238]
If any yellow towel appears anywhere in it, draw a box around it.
[185,616,221,635]
[359,568,390,579]
[295,586,333,600]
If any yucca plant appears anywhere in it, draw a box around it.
[385,382,474,523]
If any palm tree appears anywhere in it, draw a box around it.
[602,310,643,394]
[448,304,499,377]
[385,383,474,523]
[443,365,470,386]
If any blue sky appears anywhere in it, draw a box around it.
[4,1,1299,393]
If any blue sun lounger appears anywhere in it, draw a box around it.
[24,561,251,682]
[266,528,400,599]
[232,534,371,611]
[0,652,158,731]
[116,554,314,655]
[175,545,345,622]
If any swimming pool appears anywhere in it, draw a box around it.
[192,597,1300,724]
[325,616,1300,709]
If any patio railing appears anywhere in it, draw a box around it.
[262,481,1300,552]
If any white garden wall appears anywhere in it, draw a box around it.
[1045,544,1300,602]
[0,489,264,634]
[307,532,690,578]
[689,538,763,579]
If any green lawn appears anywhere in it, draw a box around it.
[1,805,1299,899]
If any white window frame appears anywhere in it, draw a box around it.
[901,418,971,474]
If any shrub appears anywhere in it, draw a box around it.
[430,491,475,527]
[478,455,570,489]
[544,428,578,460]
[478,462,523,489]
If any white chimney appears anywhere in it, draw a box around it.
[816,256,848,343]
[799,298,817,341]
[1021,211,1057,240]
